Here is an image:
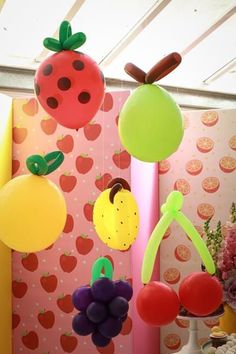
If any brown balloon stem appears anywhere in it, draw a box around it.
[109,183,122,203]
[108,178,131,203]
[124,63,147,83]
[145,52,182,83]
[124,52,182,84]
[107,178,131,191]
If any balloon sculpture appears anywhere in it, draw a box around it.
[118,53,184,162]
[34,21,105,130]
[136,191,223,325]
[0,151,67,252]
[93,178,139,250]
[72,257,133,347]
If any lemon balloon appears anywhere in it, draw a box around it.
[93,178,139,250]
[119,53,184,162]
[0,151,67,252]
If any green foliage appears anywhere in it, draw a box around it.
[203,217,222,265]
[230,202,236,223]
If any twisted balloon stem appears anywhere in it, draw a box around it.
[26,151,64,176]
[141,191,215,284]
[90,257,113,286]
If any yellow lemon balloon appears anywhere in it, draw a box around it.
[0,152,67,252]
[93,178,139,250]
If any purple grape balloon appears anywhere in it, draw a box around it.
[98,316,122,338]
[91,277,116,303]
[92,332,111,347]
[114,280,133,301]
[109,296,129,318]
[72,286,93,311]
[86,301,108,324]
[72,313,95,336]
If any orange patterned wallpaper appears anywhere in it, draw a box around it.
[159,109,236,353]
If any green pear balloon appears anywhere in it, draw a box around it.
[118,53,184,162]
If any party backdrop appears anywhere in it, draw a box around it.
[159,109,236,353]
[12,92,134,354]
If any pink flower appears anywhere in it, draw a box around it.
[223,270,236,310]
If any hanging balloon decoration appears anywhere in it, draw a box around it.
[118,53,184,162]
[34,21,105,130]
[72,257,133,347]
[179,271,223,316]
[136,191,222,326]
[93,178,139,250]
[0,151,67,252]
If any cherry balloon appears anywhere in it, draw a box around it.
[179,272,223,316]
[136,281,180,326]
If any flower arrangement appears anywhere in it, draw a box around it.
[203,202,236,310]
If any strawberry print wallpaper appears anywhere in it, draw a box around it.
[12,91,133,354]
[158,109,236,353]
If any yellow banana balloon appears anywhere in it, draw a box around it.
[93,178,139,250]
[0,151,67,252]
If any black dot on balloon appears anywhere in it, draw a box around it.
[47,97,58,109]
[78,91,90,104]
[57,77,71,91]
[124,243,126,246]
[120,221,123,224]
[102,214,104,218]
[43,64,53,76]
[120,201,123,203]
[34,82,40,96]
[73,60,84,71]
[108,237,111,239]
[134,212,137,215]
[117,208,119,211]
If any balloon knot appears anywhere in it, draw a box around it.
[161,191,184,214]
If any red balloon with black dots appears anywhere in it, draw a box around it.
[179,272,223,316]
[34,21,105,130]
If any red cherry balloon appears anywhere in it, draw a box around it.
[179,272,223,316]
[34,21,105,130]
[136,281,180,326]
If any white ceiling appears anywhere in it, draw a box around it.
[0,0,235,94]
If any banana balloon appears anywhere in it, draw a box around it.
[93,178,139,250]
[0,151,67,252]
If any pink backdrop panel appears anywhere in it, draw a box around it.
[12,91,134,354]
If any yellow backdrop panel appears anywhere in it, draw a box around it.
[0,94,13,354]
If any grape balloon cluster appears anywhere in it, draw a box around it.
[72,277,133,347]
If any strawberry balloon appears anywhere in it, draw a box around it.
[34,21,105,130]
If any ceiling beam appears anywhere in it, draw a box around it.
[99,0,172,67]
[35,0,86,63]
[203,57,236,85]
[181,6,236,57]
[0,65,236,109]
